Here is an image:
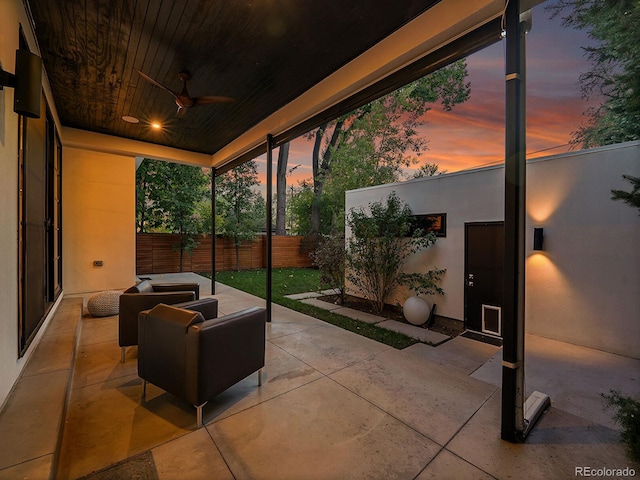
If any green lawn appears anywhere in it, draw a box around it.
[213,268,418,349]
[215,268,328,298]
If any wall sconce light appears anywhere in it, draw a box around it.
[533,227,544,251]
[0,49,43,118]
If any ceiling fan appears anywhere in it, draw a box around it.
[136,69,234,117]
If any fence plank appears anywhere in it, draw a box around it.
[136,233,314,274]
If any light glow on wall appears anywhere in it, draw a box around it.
[526,252,569,303]
[527,171,575,223]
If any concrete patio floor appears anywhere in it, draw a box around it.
[0,273,638,479]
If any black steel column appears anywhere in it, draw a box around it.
[266,135,274,322]
[501,0,527,442]
[211,167,217,295]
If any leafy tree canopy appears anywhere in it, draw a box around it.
[136,158,209,235]
[135,158,210,271]
[300,59,469,235]
[216,160,266,270]
[549,0,640,147]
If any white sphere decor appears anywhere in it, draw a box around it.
[403,296,431,326]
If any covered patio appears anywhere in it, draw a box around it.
[0,274,636,479]
[1,0,545,444]
[2,0,639,477]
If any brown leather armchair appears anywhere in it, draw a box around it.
[138,303,266,427]
[118,280,200,362]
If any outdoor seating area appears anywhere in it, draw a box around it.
[138,302,266,427]
[2,1,639,478]
[0,273,637,479]
[118,280,201,362]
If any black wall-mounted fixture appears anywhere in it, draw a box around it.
[533,227,544,251]
[0,49,43,118]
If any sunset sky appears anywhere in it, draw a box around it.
[255,1,600,186]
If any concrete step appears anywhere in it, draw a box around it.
[377,320,450,345]
[0,297,82,479]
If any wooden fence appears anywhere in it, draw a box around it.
[136,233,315,275]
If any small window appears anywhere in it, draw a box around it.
[407,213,446,237]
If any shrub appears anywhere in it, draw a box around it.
[345,192,444,314]
[398,270,446,297]
[601,390,640,462]
[310,233,346,304]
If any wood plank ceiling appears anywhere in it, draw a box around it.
[29,0,440,156]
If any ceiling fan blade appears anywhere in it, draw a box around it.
[193,95,235,106]
[136,69,179,98]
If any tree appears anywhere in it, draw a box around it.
[155,162,209,272]
[288,180,334,236]
[549,0,640,148]
[216,160,266,271]
[275,142,290,235]
[135,158,209,271]
[305,59,469,235]
[411,163,447,179]
[307,119,344,235]
[345,192,444,314]
[136,159,168,233]
[549,2,640,216]
[611,175,640,214]
[285,165,302,234]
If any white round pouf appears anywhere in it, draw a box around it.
[87,290,122,317]
[403,296,431,326]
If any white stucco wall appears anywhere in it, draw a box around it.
[60,132,210,298]
[346,141,640,358]
[62,147,137,296]
[345,164,505,321]
[0,0,23,408]
[524,142,640,358]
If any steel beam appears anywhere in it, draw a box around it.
[211,167,217,295]
[266,135,274,322]
[501,0,527,442]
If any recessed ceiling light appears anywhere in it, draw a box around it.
[151,122,162,130]
[122,115,139,124]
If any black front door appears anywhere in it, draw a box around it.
[464,222,504,336]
